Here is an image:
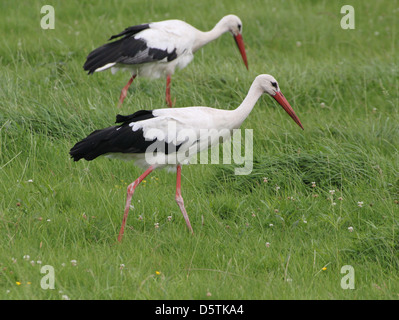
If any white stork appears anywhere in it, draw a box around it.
[83,15,248,108]
[70,74,303,241]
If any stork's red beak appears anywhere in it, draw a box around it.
[234,34,248,70]
[272,91,304,130]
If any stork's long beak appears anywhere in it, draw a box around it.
[272,91,304,130]
[234,34,248,70]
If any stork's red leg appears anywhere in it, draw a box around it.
[166,75,173,107]
[175,165,194,234]
[118,75,136,108]
[118,166,153,242]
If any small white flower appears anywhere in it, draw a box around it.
[61,263,66,267]
[348,226,354,232]
[263,177,268,183]
[275,185,280,191]
[37,260,42,264]
[11,257,17,263]
[30,260,35,266]
[269,224,274,227]
[357,201,364,207]
[27,179,33,183]
[119,264,125,270]
[296,41,302,47]
[332,202,337,206]
[266,242,271,248]
[303,220,307,224]
[23,255,30,260]
[138,215,143,220]
[70,260,77,266]
[167,216,172,222]
[46,219,51,222]
[320,102,326,108]
[62,295,70,300]
[154,223,159,229]
[329,190,335,195]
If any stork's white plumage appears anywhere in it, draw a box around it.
[83,15,248,107]
[70,74,303,241]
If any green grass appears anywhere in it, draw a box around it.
[0,0,398,299]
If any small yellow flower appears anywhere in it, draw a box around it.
[16,281,21,286]
[155,271,161,275]
[27,282,32,285]
[322,267,327,271]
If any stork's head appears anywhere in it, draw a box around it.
[256,74,281,96]
[219,15,248,69]
[220,14,243,36]
[256,74,304,130]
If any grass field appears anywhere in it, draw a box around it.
[0,0,398,300]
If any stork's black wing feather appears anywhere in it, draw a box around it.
[70,111,181,162]
[83,24,178,74]
[115,110,155,124]
[108,24,150,40]
[69,124,155,161]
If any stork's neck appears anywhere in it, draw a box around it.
[230,81,264,128]
[193,22,228,52]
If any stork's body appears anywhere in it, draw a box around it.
[83,15,248,107]
[70,75,303,241]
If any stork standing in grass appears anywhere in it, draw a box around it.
[70,74,303,242]
[83,15,248,108]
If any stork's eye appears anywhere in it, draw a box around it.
[238,24,242,31]
[271,81,278,89]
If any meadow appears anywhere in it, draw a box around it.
[0,0,398,300]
